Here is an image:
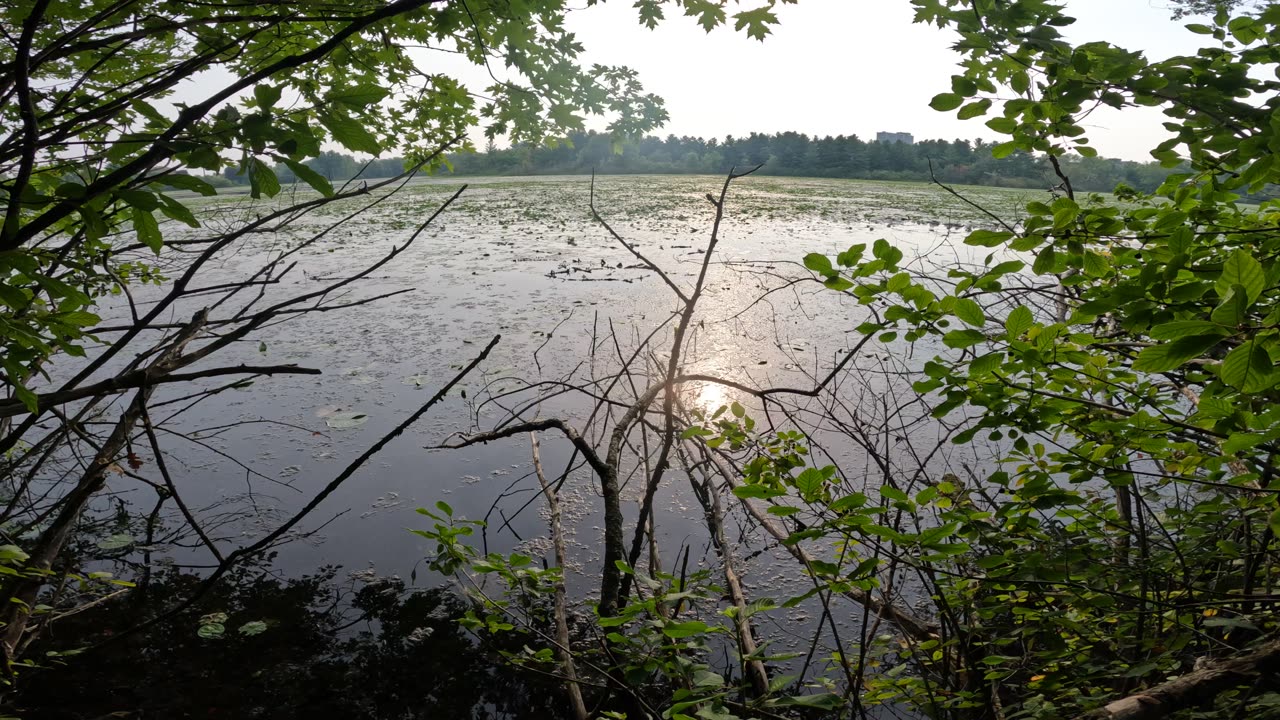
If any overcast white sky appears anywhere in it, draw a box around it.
[540,1,1208,161]
[525,0,1209,162]
[179,0,1216,163]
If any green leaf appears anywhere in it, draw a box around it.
[969,352,1004,375]
[1132,335,1222,373]
[328,85,388,107]
[662,620,708,638]
[879,485,908,503]
[254,84,282,109]
[732,6,778,40]
[133,207,162,253]
[283,159,335,197]
[238,620,269,636]
[957,98,992,119]
[929,93,964,111]
[986,116,1018,134]
[158,195,200,228]
[953,298,985,327]
[1005,306,1033,337]
[53,311,101,327]
[803,253,833,275]
[319,112,382,155]
[733,484,783,500]
[1224,433,1265,454]
[1082,251,1109,278]
[1149,320,1230,340]
[248,158,280,198]
[794,468,826,499]
[774,693,844,710]
[0,545,30,564]
[1212,285,1249,327]
[157,174,217,196]
[1221,339,1274,392]
[692,669,724,688]
[965,229,1014,247]
[989,260,1025,277]
[1033,246,1057,274]
[943,329,986,348]
[119,189,160,211]
[1217,250,1266,305]
[991,141,1018,159]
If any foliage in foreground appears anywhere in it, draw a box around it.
[418,2,1280,720]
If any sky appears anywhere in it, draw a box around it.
[170,0,1217,164]
[498,0,1214,162]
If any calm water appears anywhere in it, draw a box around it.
[22,174,1034,718]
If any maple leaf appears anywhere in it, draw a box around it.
[733,7,779,41]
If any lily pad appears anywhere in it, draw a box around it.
[325,411,369,429]
[197,622,225,639]
[238,620,269,636]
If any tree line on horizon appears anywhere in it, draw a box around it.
[221,130,1197,195]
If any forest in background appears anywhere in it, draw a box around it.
[220,130,1188,195]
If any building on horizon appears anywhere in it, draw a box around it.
[876,131,914,145]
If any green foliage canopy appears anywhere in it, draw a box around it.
[783,1,1280,716]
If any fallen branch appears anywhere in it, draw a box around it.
[1078,636,1280,720]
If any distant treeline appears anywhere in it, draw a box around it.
[446,131,1175,193]
[215,130,1271,197]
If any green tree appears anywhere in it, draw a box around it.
[793,1,1280,717]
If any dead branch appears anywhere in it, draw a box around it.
[531,432,589,720]
[682,447,769,697]
[1079,636,1280,720]
[0,364,321,419]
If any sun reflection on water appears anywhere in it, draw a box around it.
[687,379,732,416]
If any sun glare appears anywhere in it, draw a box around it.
[688,380,731,416]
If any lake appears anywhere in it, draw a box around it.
[20,173,1037,718]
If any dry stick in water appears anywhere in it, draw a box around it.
[530,432,589,720]
[681,448,770,697]
[611,165,763,611]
